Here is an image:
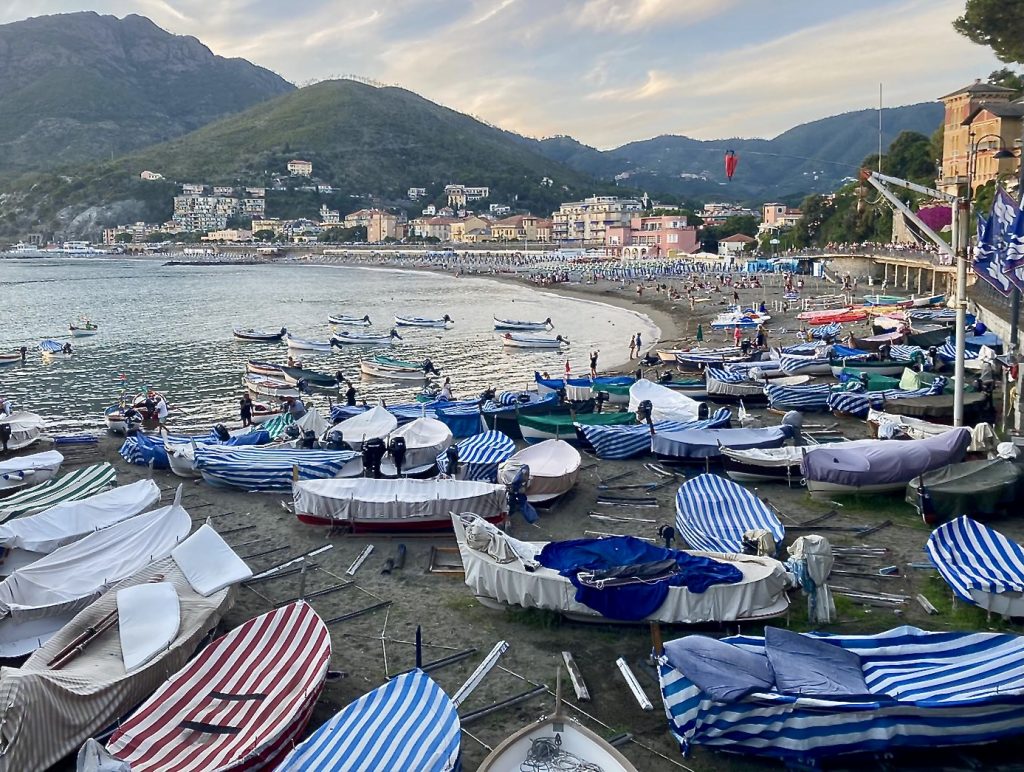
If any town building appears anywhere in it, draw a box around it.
[343,208,374,229]
[444,184,489,208]
[421,204,437,216]
[287,160,313,177]
[604,215,699,258]
[202,229,253,242]
[140,170,164,181]
[551,195,643,245]
[409,216,457,241]
[450,216,491,243]
[102,222,163,245]
[252,218,284,236]
[212,186,234,197]
[697,202,759,226]
[246,187,266,198]
[367,210,402,242]
[181,183,206,196]
[320,204,341,224]
[759,203,803,233]
[489,204,512,216]
[490,215,553,243]
[717,233,757,258]
[960,101,1024,193]
[938,79,1019,195]
[407,187,427,200]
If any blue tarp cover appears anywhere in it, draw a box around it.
[765,627,878,700]
[538,536,742,620]
[664,635,774,703]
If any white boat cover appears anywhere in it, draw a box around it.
[720,446,810,468]
[295,406,332,438]
[294,478,508,525]
[0,556,235,772]
[0,479,161,568]
[0,493,190,656]
[498,439,581,501]
[117,582,180,672]
[0,451,63,490]
[453,515,789,623]
[0,412,46,450]
[868,409,996,452]
[628,379,701,423]
[0,463,117,521]
[336,405,398,449]
[387,417,453,471]
[170,523,253,596]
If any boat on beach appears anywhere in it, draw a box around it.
[328,313,371,326]
[501,332,569,349]
[380,416,454,476]
[0,450,63,494]
[497,439,581,503]
[0,411,46,450]
[493,315,553,331]
[331,329,402,345]
[518,410,635,444]
[194,445,363,491]
[242,373,300,399]
[285,332,333,352]
[395,313,454,327]
[706,370,808,401]
[907,459,1023,525]
[89,600,330,772]
[333,405,398,450]
[2,526,246,772]
[436,430,516,481]
[103,392,169,434]
[654,425,794,463]
[454,514,790,627]
[232,326,286,342]
[675,473,785,552]
[0,462,116,521]
[293,477,508,531]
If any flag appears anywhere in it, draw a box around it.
[1002,206,1024,291]
[973,187,1015,296]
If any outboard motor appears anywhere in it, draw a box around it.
[423,358,439,376]
[214,423,231,443]
[445,444,460,477]
[363,437,386,478]
[556,387,567,406]
[658,524,676,549]
[781,410,804,446]
[389,435,407,477]
[284,424,300,441]
[299,430,318,449]
[636,399,653,430]
[507,465,538,524]
[296,378,311,395]
[324,430,350,451]
[0,422,10,452]
[697,402,710,420]
[123,407,143,437]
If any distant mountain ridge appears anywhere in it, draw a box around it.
[0,11,294,176]
[533,103,945,203]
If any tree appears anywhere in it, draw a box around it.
[884,131,936,184]
[954,0,1024,64]
[988,67,1024,95]
[114,232,132,244]
[145,232,172,243]
[253,229,277,241]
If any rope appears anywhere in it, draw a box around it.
[520,736,605,771]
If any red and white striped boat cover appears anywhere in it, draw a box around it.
[104,600,331,771]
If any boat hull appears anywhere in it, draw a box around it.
[297,509,506,532]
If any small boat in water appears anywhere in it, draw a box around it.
[478,669,639,771]
[498,439,581,503]
[246,359,286,377]
[501,332,569,349]
[360,355,434,380]
[285,333,333,352]
[331,329,403,345]
[493,316,553,331]
[0,350,24,366]
[242,373,300,399]
[328,313,371,326]
[103,392,169,434]
[279,364,339,389]
[68,319,98,337]
[395,314,454,327]
[232,326,286,342]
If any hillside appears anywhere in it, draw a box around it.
[1,80,612,238]
[536,103,945,203]
[0,12,294,176]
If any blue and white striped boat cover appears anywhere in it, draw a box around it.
[890,344,924,362]
[765,382,860,411]
[705,368,746,384]
[194,446,360,491]
[436,430,515,481]
[925,516,1024,606]
[778,354,828,375]
[809,322,841,339]
[120,429,273,468]
[938,339,979,362]
[826,379,945,418]
[674,473,783,552]
[724,360,782,376]
[579,409,731,460]
[39,339,63,353]
[277,669,460,772]
[781,342,819,354]
[659,625,1024,763]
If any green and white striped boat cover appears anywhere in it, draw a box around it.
[256,413,294,440]
[0,462,117,521]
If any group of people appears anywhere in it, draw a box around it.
[627,332,644,360]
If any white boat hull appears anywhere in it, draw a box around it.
[804,478,906,497]
[501,336,567,349]
[479,714,638,772]
[328,316,371,326]
[395,316,452,328]
[359,361,428,380]
[332,335,397,345]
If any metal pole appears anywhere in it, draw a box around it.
[953,145,968,427]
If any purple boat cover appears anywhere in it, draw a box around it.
[801,428,971,488]
[652,426,793,459]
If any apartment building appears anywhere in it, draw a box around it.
[287,160,313,177]
[604,215,698,257]
[551,195,642,245]
[939,79,1019,195]
[444,184,489,208]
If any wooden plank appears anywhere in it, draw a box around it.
[561,651,591,701]
[615,657,653,710]
[915,594,939,615]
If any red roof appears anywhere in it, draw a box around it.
[720,233,756,243]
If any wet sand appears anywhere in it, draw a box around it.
[33,265,1024,771]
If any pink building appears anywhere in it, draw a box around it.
[604,215,698,257]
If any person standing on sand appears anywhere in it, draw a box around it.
[635,332,643,358]
[733,325,742,347]
[155,394,169,431]
[628,334,636,360]
[590,350,599,378]
[696,324,704,344]
[756,325,767,349]
[240,393,253,427]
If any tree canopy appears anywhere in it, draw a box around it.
[954,0,1024,64]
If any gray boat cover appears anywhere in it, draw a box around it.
[663,635,774,703]
[764,627,876,700]
[906,459,1024,521]
[653,426,793,460]
[802,429,971,488]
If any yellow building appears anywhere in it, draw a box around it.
[961,102,1024,192]
[450,216,490,243]
[938,80,1017,195]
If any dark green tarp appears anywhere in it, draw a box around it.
[907,459,1024,523]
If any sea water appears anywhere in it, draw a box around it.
[0,258,659,433]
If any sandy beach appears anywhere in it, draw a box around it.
[22,260,1024,771]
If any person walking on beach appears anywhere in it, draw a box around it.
[239,393,253,427]
[733,325,743,348]
[628,334,636,360]
[635,332,643,358]
[589,350,599,378]
[343,378,357,407]
[756,325,767,349]
[440,377,453,401]
[155,394,169,431]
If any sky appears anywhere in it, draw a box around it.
[0,0,1005,148]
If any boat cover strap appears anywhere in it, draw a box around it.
[179,720,241,735]
[209,691,266,701]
